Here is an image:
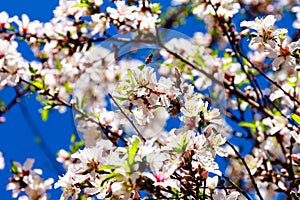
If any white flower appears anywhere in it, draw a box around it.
[262,116,287,135]
[137,12,159,31]
[212,190,240,200]
[291,131,300,144]
[206,176,219,189]
[171,0,189,6]
[54,169,81,200]
[244,154,263,175]
[180,93,221,130]
[54,0,88,19]
[137,107,169,139]
[240,15,285,49]
[265,39,300,70]
[90,0,103,7]
[193,0,240,20]
[14,14,43,35]
[215,0,240,19]
[292,6,300,29]
[7,158,53,199]
[107,1,137,22]
[0,152,4,170]
[0,39,26,88]
[90,13,110,36]
[0,11,14,29]
[56,149,71,169]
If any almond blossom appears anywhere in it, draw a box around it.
[0,39,26,88]
[193,0,240,21]
[240,15,286,49]
[0,151,4,170]
[6,159,54,200]
[265,38,300,70]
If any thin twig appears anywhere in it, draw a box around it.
[108,93,146,142]
[0,87,28,116]
[20,78,127,146]
[226,140,263,200]
[221,174,252,200]
[19,98,64,175]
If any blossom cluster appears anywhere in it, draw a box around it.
[53,63,231,199]
[0,0,161,113]
[6,158,54,200]
[241,15,300,71]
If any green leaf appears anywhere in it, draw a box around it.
[291,113,300,125]
[0,97,5,109]
[113,96,128,101]
[236,78,250,88]
[127,69,133,81]
[81,95,87,109]
[70,134,76,143]
[78,195,88,200]
[238,121,256,128]
[40,108,49,121]
[71,3,91,8]
[70,141,84,153]
[97,165,121,172]
[127,139,140,169]
[10,161,19,174]
[138,64,145,71]
[195,55,205,68]
[31,80,43,89]
[238,121,257,133]
[173,132,190,153]
[64,82,72,93]
[101,172,118,186]
[28,63,38,74]
[152,3,162,13]
[54,58,63,71]
[115,85,126,92]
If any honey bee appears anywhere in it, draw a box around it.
[145,53,153,64]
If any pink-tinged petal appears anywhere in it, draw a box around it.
[240,20,253,28]
[6,182,17,190]
[18,195,29,200]
[21,14,30,28]
[227,191,240,200]
[272,57,284,71]
[264,15,276,27]
[44,178,54,188]
[23,158,34,171]
[0,151,4,170]
[269,90,284,101]
[33,168,43,175]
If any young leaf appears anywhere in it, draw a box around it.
[291,113,300,125]
[70,133,76,143]
[127,139,140,168]
[98,165,121,172]
[238,121,257,133]
[40,108,49,121]
[71,3,91,8]
[138,64,145,71]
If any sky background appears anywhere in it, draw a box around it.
[0,1,295,199]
